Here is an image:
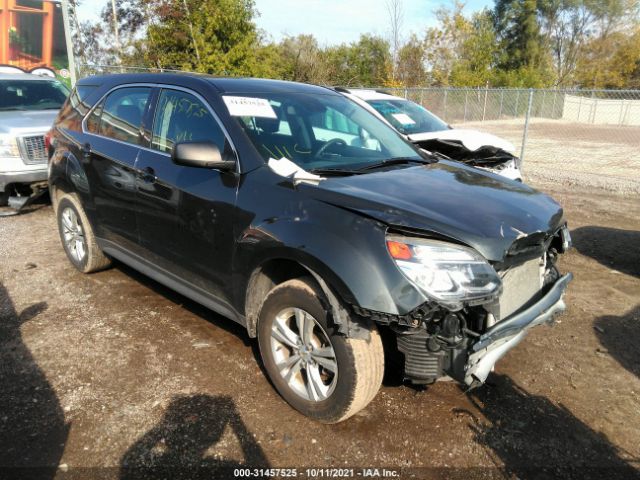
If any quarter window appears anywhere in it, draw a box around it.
[151,89,227,154]
[97,87,151,145]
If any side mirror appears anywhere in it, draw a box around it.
[172,141,236,171]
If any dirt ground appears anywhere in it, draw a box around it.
[1,182,639,480]
[461,119,640,195]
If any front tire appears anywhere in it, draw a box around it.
[257,277,384,423]
[56,193,112,273]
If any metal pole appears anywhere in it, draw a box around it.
[515,90,520,117]
[520,88,534,165]
[499,89,504,118]
[443,88,448,119]
[482,81,488,121]
[60,0,76,85]
[463,90,469,123]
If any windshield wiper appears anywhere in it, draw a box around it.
[308,167,364,176]
[356,157,433,172]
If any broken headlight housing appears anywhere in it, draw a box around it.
[0,134,20,158]
[386,235,501,308]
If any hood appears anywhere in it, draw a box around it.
[408,129,516,153]
[0,110,58,135]
[306,161,564,262]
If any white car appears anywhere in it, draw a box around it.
[0,73,69,208]
[339,88,522,182]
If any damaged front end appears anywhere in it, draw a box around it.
[413,138,522,182]
[356,225,572,387]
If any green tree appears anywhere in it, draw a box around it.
[325,34,391,86]
[395,34,427,87]
[493,0,554,86]
[276,34,331,83]
[450,10,498,86]
[136,0,270,76]
[424,4,500,86]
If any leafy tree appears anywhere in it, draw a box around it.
[493,0,554,85]
[575,27,640,87]
[395,34,427,87]
[276,35,331,83]
[325,34,391,86]
[450,10,498,86]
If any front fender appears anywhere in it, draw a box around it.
[233,205,427,317]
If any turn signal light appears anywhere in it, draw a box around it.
[387,240,412,260]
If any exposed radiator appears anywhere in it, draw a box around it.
[498,257,545,319]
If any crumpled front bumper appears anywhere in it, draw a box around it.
[464,272,573,386]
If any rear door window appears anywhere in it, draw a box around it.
[97,87,151,145]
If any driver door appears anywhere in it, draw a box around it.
[135,87,239,306]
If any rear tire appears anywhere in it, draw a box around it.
[56,193,112,273]
[0,191,8,207]
[257,277,384,423]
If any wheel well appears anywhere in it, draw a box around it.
[49,180,72,213]
[244,259,309,337]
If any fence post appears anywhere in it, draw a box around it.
[404,87,408,99]
[520,88,534,166]
[515,90,520,117]
[551,90,557,118]
[482,82,489,121]
[443,88,448,119]
[463,90,469,122]
[499,89,504,118]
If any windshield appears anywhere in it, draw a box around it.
[225,92,421,171]
[366,99,449,135]
[0,79,69,111]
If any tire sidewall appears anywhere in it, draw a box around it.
[57,197,89,271]
[257,279,358,422]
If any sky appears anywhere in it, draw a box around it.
[77,0,493,46]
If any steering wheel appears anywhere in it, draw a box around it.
[315,138,347,158]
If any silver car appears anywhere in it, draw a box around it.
[0,73,69,206]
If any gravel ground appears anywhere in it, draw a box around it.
[460,119,640,194]
[0,184,639,480]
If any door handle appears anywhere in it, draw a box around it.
[139,166,157,183]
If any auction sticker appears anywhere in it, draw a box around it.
[223,96,277,118]
[391,113,416,125]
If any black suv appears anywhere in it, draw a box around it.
[48,74,572,423]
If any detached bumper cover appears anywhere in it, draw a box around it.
[464,272,573,386]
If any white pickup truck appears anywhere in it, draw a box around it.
[0,73,69,208]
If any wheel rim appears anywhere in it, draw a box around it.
[270,307,338,402]
[61,207,86,263]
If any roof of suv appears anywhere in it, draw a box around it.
[78,73,338,96]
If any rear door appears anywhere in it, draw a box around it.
[83,86,153,248]
[134,87,240,306]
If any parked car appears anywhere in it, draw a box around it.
[339,88,523,182]
[0,73,69,207]
[48,74,571,423]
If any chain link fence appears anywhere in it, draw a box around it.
[76,65,640,193]
[384,87,640,194]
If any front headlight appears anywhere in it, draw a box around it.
[0,134,20,158]
[386,235,501,307]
